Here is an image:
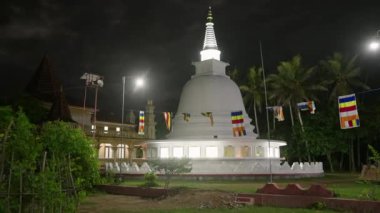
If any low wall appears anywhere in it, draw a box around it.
[250,194,380,213]
[104,159,324,177]
[115,173,324,181]
[237,184,380,213]
[360,165,380,181]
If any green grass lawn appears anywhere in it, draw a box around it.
[121,173,380,200]
[102,206,338,213]
[80,173,380,212]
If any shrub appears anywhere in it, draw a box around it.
[142,172,159,187]
[149,158,192,189]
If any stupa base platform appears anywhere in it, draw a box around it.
[104,158,324,179]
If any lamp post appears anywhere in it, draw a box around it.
[80,73,104,139]
[120,75,145,164]
[259,41,273,183]
[368,30,380,51]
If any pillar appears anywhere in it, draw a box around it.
[145,100,156,139]
[112,145,118,162]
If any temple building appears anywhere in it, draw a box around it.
[142,7,323,177]
[24,55,155,168]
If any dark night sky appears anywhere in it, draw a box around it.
[1,0,380,119]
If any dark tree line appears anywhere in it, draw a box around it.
[231,52,380,172]
[0,105,99,212]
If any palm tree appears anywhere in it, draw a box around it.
[320,52,369,101]
[267,55,327,125]
[267,55,328,162]
[228,68,241,84]
[240,66,264,136]
[320,53,369,172]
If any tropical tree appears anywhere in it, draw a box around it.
[302,108,348,172]
[267,55,328,162]
[267,55,327,126]
[227,68,242,84]
[320,52,370,102]
[320,53,370,171]
[239,66,264,136]
[39,121,100,190]
[0,107,99,212]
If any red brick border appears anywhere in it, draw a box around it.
[248,193,380,213]
[237,184,380,212]
[256,183,334,197]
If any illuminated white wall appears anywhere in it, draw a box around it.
[173,147,184,158]
[189,146,201,158]
[274,147,280,158]
[200,49,221,61]
[268,147,274,158]
[206,146,218,158]
[160,147,169,158]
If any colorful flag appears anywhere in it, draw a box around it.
[231,111,246,137]
[297,101,316,114]
[201,112,214,126]
[182,113,190,122]
[338,94,360,129]
[163,112,171,131]
[138,111,145,135]
[273,106,285,121]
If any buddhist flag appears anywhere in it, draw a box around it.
[273,106,285,121]
[297,101,316,114]
[201,112,214,126]
[338,94,360,129]
[138,111,145,135]
[182,113,190,122]
[231,111,246,137]
[163,112,171,131]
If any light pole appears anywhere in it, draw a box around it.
[80,73,104,139]
[120,75,145,165]
[259,41,273,183]
[368,30,380,51]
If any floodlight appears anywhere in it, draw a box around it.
[135,77,144,88]
[369,41,380,51]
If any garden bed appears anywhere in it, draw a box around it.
[95,185,168,198]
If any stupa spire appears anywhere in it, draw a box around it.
[200,7,221,61]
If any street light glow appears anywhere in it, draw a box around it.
[135,77,144,88]
[369,41,380,51]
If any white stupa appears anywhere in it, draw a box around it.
[142,8,323,177]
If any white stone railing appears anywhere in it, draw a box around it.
[104,160,324,175]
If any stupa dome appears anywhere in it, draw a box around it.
[167,59,256,140]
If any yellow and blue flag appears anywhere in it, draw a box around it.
[338,94,360,129]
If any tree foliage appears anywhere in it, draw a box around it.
[320,53,370,101]
[301,108,348,171]
[268,55,327,107]
[0,107,99,212]
[236,52,377,170]
[39,121,99,190]
[149,158,192,189]
[240,66,264,136]
[368,145,380,167]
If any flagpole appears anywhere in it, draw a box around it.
[259,41,273,183]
